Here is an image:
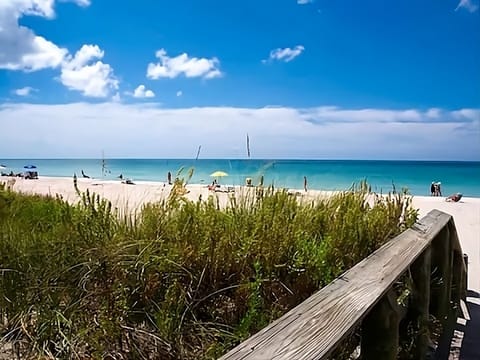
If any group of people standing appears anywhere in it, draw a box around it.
[430,181,442,196]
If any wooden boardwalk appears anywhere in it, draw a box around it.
[221,210,468,360]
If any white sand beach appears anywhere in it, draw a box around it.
[2,175,479,292]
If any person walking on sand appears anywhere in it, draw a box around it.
[167,171,172,185]
[304,176,308,192]
[430,182,435,196]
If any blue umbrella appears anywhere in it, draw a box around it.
[24,165,37,169]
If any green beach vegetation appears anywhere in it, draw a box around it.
[0,180,418,359]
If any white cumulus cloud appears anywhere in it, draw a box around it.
[14,86,37,96]
[0,0,68,71]
[133,85,155,98]
[0,103,478,160]
[62,0,91,6]
[176,90,183,97]
[297,0,313,4]
[0,1,117,98]
[111,92,121,102]
[147,49,222,80]
[455,0,479,12]
[265,45,305,63]
[60,44,118,98]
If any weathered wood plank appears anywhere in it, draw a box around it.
[220,210,452,360]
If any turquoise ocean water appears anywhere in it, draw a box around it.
[1,159,479,197]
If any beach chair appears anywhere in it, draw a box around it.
[121,179,135,185]
[214,185,235,193]
[446,193,463,202]
[24,170,38,179]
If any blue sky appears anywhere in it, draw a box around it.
[0,0,479,160]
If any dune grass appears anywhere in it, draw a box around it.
[0,181,418,359]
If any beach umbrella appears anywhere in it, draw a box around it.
[24,165,37,169]
[210,171,228,177]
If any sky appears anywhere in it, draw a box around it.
[0,0,479,160]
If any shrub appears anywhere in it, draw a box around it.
[0,182,417,359]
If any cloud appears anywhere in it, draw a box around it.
[300,107,425,123]
[426,108,441,119]
[14,86,37,96]
[297,0,313,4]
[112,92,121,102]
[0,1,117,98]
[147,49,222,80]
[60,45,118,97]
[61,0,91,6]
[0,103,478,160]
[132,85,155,98]
[176,90,183,97]
[455,0,479,12]
[264,45,305,63]
[0,0,68,71]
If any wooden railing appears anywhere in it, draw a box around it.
[220,210,467,360]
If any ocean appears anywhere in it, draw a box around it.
[1,159,479,197]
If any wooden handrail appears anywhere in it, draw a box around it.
[220,210,467,360]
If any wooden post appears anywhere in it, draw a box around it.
[410,246,432,360]
[448,219,467,302]
[430,226,452,323]
[464,253,469,297]
[361,289,400,360]
[451,251,465,306]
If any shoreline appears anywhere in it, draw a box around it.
[2,174,478,198]
[1,159,479,197]
[2,175,479,292]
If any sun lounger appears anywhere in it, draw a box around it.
[214,185,235,193]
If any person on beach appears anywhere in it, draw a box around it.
[436,182,442,196]
[446,193,462,202]
[167,171,172,185]
[208,179,218,191]
[304,176,308,192]
[430,182,435,196]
